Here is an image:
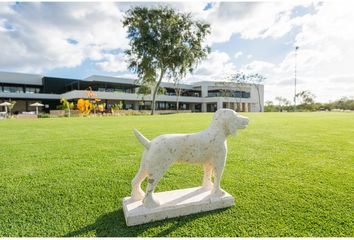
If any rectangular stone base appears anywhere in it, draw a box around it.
[122,187,234,226]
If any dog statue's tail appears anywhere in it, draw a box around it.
[133,129,151,149]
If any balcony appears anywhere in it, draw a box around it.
[61,90,204,103]
[208,91,250,98]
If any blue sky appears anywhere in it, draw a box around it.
[0,1,353,102]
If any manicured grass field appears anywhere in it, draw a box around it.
[0,112,353,237]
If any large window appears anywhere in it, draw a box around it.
[25,87,41,93]
[235,91,242,98]
[207,90,250,98]
[97,87,135,93]
[242,91,250,98]
[3,86,24,93]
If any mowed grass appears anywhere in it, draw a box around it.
[0,112,353,237]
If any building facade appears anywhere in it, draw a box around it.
[0,71,264,113]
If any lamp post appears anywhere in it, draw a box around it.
[294,46,299,112]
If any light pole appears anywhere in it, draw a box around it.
[294,46,299,112]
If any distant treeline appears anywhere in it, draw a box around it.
[265,96,354,112]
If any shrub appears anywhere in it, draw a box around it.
[38,113,50,118]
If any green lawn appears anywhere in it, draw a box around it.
[0,112,353,237]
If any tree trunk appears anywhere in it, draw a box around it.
[256,86,262,112]
[175,88,180,113]
[151,69,165,115]
[236,84,242,112]
[176,97,179,113]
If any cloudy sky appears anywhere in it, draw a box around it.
[0,1,353,102]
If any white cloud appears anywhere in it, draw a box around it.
[0,2,128,73]
[0,3,14,15]
[96,53,129,72]
[114,2,305,44]
[0,2,304,73]
[234,51,243,59]
[239,2,354,102]
[241,60,275,75]
[1,2,353,103]
[183,50,236,83]
[203,2,303,44]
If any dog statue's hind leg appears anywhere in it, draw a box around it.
[131,168,147,201]
[143,173,163,208]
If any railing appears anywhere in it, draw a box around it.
[207,92,251,98]
[61,90,204,103]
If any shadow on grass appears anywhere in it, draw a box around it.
[64,207,229,237]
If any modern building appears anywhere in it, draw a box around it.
[0,71,264,113]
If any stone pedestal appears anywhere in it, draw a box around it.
[122,187,234,226]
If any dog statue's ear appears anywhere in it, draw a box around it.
[214,110,237,136]
[213,109,237,136]
[225,117,237,136]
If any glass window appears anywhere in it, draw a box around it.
[25,87,40,93]
[234,91,242,98]
[3,86,24,93]
[125,103,133,109]
[242,91,250,98]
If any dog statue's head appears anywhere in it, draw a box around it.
[212,108,249,136]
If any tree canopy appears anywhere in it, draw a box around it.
[123,6,211,114]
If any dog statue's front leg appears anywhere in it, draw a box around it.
[202,163,214,190]
[211,158,226,197]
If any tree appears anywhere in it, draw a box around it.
[275,96,291,112]
[329,97,354,110]
[7,100,16,117]
[229,72,265,112]
[265,100,274,106]
[265,100,276,112]
[137,82,166,110]
[227,73,248,111]
[173,81,185,112]
[296,90,315,105]
[60,98,74,117]
[216,81,235,109]
[296,90,316,111]
[123,6,210,115]
[247,73,265,112]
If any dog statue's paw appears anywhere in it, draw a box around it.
[211,189,226,198]
[131,188,145,202]
[202,181,214,191]
[143,196,160,208]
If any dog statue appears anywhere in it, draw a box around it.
[131,108,249,208]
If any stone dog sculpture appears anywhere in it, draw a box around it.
[131,108,249,208]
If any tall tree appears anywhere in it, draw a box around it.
[137,82,166,110]
[173,81,185,113]
[216,81,235,109]
[227,72,248,111]
[123,6,210,115]
[247,73,265,112]
[275,96,291,112]
[229,72,265,112]
[295,90,316,111]
[8,100,16,117]
[296,90,315,105]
